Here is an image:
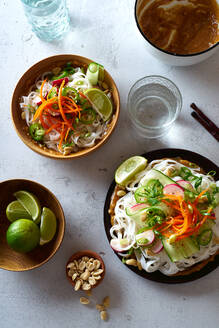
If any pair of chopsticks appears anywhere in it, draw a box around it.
[190,103,219,142]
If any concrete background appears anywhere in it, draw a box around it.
[0,1,218,327]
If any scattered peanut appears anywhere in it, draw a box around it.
[100,310,108,321]
[126,259,137,266]
[103,296,110,308]
[52,67,61,75]
[21,111,26,120]
[96,304,105,312]
[80,297,90,305]
[116,190,126,197]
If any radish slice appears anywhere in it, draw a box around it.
[110,238,129,252]
[136,230,155,246]
[176,179,194,191]
[126,203,147,216]
[151,239,163,254]
[163,184,184,197]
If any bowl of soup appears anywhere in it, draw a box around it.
[135,0,219,66]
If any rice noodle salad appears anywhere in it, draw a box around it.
[110,157,219,276]
[20,62,113,155]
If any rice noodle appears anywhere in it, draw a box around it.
[110,158,219,276]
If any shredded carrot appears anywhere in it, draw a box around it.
[58,124,67,150]
[40,79,47,102]
[157,190,214,242]
[45,123,61,135]
[58,81,73,129]
[194,188,208,205]
[33,97,58,121]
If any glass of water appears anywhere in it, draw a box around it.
[127,76,182,138]
[20,0,70,42]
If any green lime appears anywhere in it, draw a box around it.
[6,219,40,253]
[115,156,148,186]
[40,207,57,246]
[6,200,32,222]
[84,88,113,121]
[14,190,41,224]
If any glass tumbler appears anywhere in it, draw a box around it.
[20,0,70,42]
[127,76,182,138]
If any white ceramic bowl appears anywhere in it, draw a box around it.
[135,0,219,66]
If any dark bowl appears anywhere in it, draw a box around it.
[104,148,219,284]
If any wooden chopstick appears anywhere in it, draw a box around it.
[191,111,219,142]
[190,103,219,132]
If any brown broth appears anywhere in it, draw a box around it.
[137,0,219,55]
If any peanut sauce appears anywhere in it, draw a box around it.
[137,0,219,55]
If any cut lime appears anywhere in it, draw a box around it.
[6,200,32,222]
[14,190,41,224]
[6,219,40,253]
[115,156,148,186]
[40,207,57,246]
[84,88,113,121]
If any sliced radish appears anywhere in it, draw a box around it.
[150,239,163,254]
[163,184,184,197]
[176,179,194,191]
[126,203,147,216]
[110,238,129,252]
[136,230,155,246]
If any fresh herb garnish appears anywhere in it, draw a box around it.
[134,179,163,206]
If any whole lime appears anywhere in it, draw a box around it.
[6,219,40,253]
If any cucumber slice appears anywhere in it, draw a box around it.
[162,237,200,262]
[86,63,99,85]
[140,169,174,187]
[140,169,192,193]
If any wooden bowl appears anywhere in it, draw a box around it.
[0,179,65,271]
[11,54,120,159]
[66,250,105,290]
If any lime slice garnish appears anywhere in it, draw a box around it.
[14,190,41,224]
[84,88,113,121]
[40,207,57,246]
[115,156,148,186]
[6,200,32,222]
[6,219,40,253]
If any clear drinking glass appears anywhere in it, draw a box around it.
[20,0,70,42]
[127,76,182,138]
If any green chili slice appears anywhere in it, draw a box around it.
[29,123,45,141]
[80,108,96,125]
[62,87,80,102]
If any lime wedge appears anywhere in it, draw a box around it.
[115,156,148,186]
[6,200,32,222]
[40,207,57,246]
[84,88,113,121]
[14,190,41,224]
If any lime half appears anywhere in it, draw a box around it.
[40,207,57,246]
[115,156,148,186]
[6,219,40,253]
[84,88,113,121]
[6,200,32,222]
[14,190,41,224]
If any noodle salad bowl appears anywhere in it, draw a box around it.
[11,55,120,159]
[104,149,219,283]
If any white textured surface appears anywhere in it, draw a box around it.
[0,1,219,327]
